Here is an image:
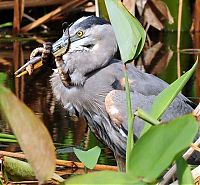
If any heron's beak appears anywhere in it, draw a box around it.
[52,34,70,57]
[15,29,70,78]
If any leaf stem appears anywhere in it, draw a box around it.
[124,64,134,172]
[134,108,160,126]
[0,133,16,139]
[0,138,17,143]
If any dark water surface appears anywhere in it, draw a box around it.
[0,30,200,167]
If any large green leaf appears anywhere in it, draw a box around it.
[74,146,101,169]
[64,171,145,185]
[142,61,197,135]
[105,0,146,62]
[0,85,56,183]
[176,156,194,185]
[128,114,198,182]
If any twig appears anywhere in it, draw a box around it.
[0,151,25,159]
[160,137,200,185]
[23,13,48,30]
[177,0,183,50]
[192,164,200,182]
[56,159,117,171]
[0,150,118,171]
[190,143,200,152]
[13,0,24,33]
[11,181,38,184]
[21,0,88,32]
[95,0,99,17]
[176,0,183,78]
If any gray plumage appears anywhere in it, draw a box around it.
[50,16,195,161]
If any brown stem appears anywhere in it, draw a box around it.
[0,151,118,171]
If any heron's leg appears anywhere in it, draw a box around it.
[114,153,126,172]
[193,103,200,122]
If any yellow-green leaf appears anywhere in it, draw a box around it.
[0,85,56,183]
[142,61,197,135]
[3,156,36,181]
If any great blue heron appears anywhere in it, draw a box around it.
[15,16,200,169]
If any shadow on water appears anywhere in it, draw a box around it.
[0,30,200,166]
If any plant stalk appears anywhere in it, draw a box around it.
[134,108,160,126]
[177,0,183,78]
[0,138,17,143]
[124,64,134,172]
[0,133,16,139]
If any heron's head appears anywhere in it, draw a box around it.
[53,16,118,87]
[15,16,118,86]
[66,16,116,53]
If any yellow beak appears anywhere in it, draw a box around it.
[16,60,43,78]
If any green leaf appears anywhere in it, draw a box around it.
[64,171,145,185]
[0,85,56,183]
[3,157,64,183]
[3,156,36,181]
[142,61,197,135]
[98,0,109,21]
[0,22,12,28]
[0,133,17,143]
[105,0,146,62]
[176,156,194,185]
[0,133,16,140]
[74,146,101,169]
[128,114,198,182]
[0,138,17,143]
[134,108,160,126]
[124,70,134,171]
[0,73,6,85]
[151,62,197,119]
[131,17,146,58]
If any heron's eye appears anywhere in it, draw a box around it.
[76,30,84,37]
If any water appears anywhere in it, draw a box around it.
[0,35,116,166]
[0,30,199,167]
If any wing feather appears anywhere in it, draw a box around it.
[105,89,193,138]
